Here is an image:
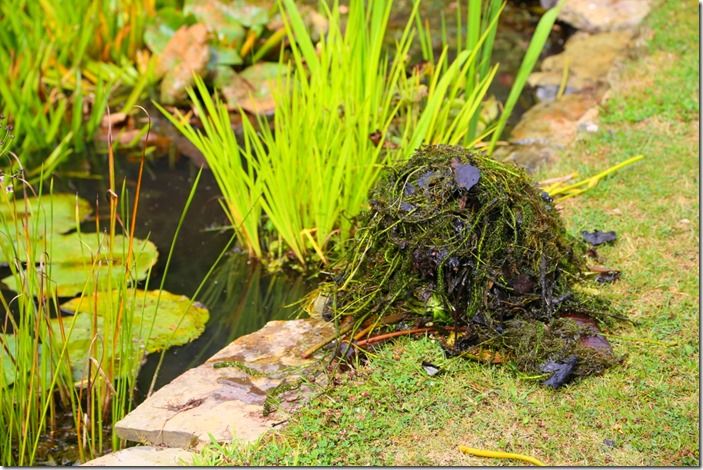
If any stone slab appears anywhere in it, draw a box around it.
[529,31,634,96]
[497,90,604,173]
[510,90,603,147]
[82,446,197,466]
[545,0,652,33]
[115,318,335,449]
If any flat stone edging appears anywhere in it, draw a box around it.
[496,0,652,172]
[113,318,334,450]
[82,446,197,466]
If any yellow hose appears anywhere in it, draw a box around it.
[458,445,547,466]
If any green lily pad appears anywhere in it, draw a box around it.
[0,231,151,264]
[0,194,92,239]
[0,333,51,387]
[210,45,243,66]
[144,7,197,54]
[1,237,158,297]
[1,333,18,385]
[55,289,209,382]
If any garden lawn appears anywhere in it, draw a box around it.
[193,0,699,465]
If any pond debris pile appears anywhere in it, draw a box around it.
[316,145,621,386]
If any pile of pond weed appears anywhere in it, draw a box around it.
[320,145,621,386]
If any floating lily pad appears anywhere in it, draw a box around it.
[0,194,92,238]
[0,232,152,264]
[1,237,158,297]
[56,289,209,381]
[1,333,18,385]
[0,333,51,387]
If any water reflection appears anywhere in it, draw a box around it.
[135,252,309,400]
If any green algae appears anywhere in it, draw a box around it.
[319,145,621,385]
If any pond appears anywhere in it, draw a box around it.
[7,0,573,464]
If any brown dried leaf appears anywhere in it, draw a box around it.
[157,23,210,104]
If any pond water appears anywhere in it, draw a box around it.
[8,1,572,464]
[58,155,311,399]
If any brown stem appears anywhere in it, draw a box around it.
[355,327,436,348]
[355,325,470,348]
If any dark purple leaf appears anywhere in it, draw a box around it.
[581,230,617,246]
[452,163,481,191]
[596,270,621,283]
[541,355,577,388]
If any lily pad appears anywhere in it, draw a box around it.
[1,237,158,297]
[1,333,18,385]
[55,289,209,382]
[0,333,51,387]
[0,194,92,239]
[0,232,152,264]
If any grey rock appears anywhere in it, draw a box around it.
[493,142,561,174]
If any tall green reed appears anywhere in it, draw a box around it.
[0,137,148,464]
[163,0,500,265]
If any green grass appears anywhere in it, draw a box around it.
[193,0,698,465]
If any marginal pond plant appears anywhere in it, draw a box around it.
[0,0,296,175]
[163,0,564,266]
[0,0,158,172]
[0,129,208,465]
[312,145,621,387]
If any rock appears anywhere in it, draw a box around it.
[115,318,334,449]
[541,0,652,33]
[82,446,196,466]
[493,142,561,174]
[528,31,633,99]
[510,90,603,147]
[497,91,603,173]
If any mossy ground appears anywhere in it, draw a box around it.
[193,0,699,465]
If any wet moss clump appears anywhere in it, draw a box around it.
[319,145,620,385]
